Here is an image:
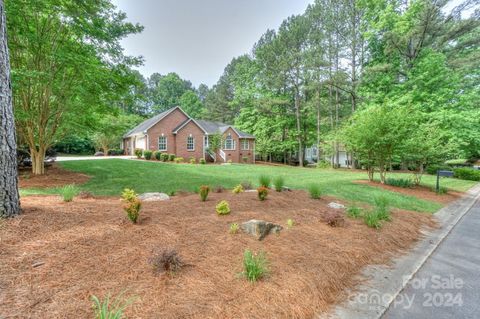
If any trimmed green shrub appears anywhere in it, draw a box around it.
[134,149,143,159]
[153,151,161,160]
[199,158,206,164]
[346,206,363,219]
[199,185,210,201]
[232,184,244,194]
[174,157,184,163]
[229,223,239,234]
[168,154,176,161]
[216,200,230,215]
[308,184,322,199]
[159,153,168,162]
[453,168,480,181]
[121,188,141,223]
[257,186,268,201]
[259,175,271,188]
[60,184,78,202]
[242,156,249,163]
[385,178,413,188]
[143,150,153,160]
[273,176,285,192]
[426,164,451,175]
[227,159,233,164]
[91,293,136,319]
[242,249,268,282]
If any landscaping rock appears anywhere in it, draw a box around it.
[240,219,283,240]
[94,151,104,157]
[328,202,345,209]
[138,193,170,202]
[282,186,292,192]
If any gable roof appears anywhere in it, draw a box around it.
[194,119,255,138]
[172,118,208,134]
[123,106,187,138]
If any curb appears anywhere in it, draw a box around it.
[323,183,480,319]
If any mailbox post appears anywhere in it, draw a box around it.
[436,170,454,193]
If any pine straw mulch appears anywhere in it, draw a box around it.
[18,165,90,189]
[353,180,462,204]
[0,191,436,319]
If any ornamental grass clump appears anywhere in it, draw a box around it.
[121,188,141,223]
[273,176,285,192]
[91,293,136,319]
[308,184,322,199]
[216,200,231,215]
[199,185,210,202]
[346,205,363,219]
[60,184,78,202]
[259,175,271,188]
[232,184,244,194]
[242,249,268,282]
[257,186,268,201]
[363,211,382,229]
[373,195,391,221]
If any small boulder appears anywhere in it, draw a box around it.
[138,193,170,202]
[240,219,283,240]
[328,202,345,209]
[94,151,104,157]
[282,186,292,192]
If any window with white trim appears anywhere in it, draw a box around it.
[241,139,249,150]
[224,134,235,150]
[204,136,209,148]
[158,136,167,151]
[187,135,195,151]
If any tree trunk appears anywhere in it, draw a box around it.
[0,0,21,218]
[30,148,46,175]
[295,90,303,167]
[316,89,321,163]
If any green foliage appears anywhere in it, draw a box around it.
[199,185,210,202]
[373,195,391,222]
[445,159,469,166]
[242,249,268,282]
[199,158,206,164]
[316,160,330,169]
[189,157,196,164]
[179,90,206,118]
[232,185,244,194]
[242,156,249,163]
[168,154,176,161]
[453,168,480,181]
[258,175,271,188]
[53,135,95,155]
[363,211,382,229]
[308,184,322,199]
[257,186,269,201]
[134,149,143,159]
[160,153,169,162]
[273,176,285,192]
[385,178,413,188]
[207,132,223,158]
[174,157,184,163]
[426,164,451,175]
[286,219,294,229]
[121,189,141,223]
[215,200,231,215]
[60,184,78,202]
[143,150,153,160]
[229,223,239,234]
[91,293,136,319]
[435,186,449,195]
[346,206,363,219]
[153,151,161,160]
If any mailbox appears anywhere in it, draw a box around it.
[436,170,454,193]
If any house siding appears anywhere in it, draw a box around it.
[221,127,241,163]
[175,121,205,161]
[238,139,255,164]
[146,108,189,154]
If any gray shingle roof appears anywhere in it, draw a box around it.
[194,120,255,138]
[123,107,176,138]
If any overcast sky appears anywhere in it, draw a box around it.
[111,0,314,87]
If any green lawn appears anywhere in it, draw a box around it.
[21,159,478,213]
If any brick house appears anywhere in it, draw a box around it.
[122,106,256,163]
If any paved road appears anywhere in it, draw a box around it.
[383,198,480,319]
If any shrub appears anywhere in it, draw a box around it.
[107,149,124,156]
[259,175,271,188]
[143,150,153,160]
[426,164,451,175]
[445,158,469,167]
[273,176,285,192]
[232,184,244,194]
[153,151,161,160]
[189,157,196,164]
[149,248,184,274]
[229,223,239,234]
[363,211,382,229]
[240,181,252,190]
[121,189,141,223]
[167,190,176,196]
[60,184,78,202]
[308,184,322,199]
[286,219,294,229]
[453,168,480,181]
[134,149,143,159]
[346,206,363,219]
[213,185,225,193]
[242,249,268,282]
[324,211,345,227]
[91,293,136,319]
[373,195,391,221]
[199,158,206,164]
[257,186,268,201]
[174,157,184,163]
[160,153,169,162]
[216,200,231,215]
[316,160,330,169]
[242,156,249,163]
[227,159,233,164]
[168,154,176,161]
[199,185,210,201]
[385,178,413,188]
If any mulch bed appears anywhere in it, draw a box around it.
[0,191,436,318]
[354,180,462,204]
[18,165,90,189]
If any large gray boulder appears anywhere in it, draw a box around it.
[138,192,170,202]
[240,219,283,240]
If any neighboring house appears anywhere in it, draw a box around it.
[122,106,255,163]
[304,145,349,168]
